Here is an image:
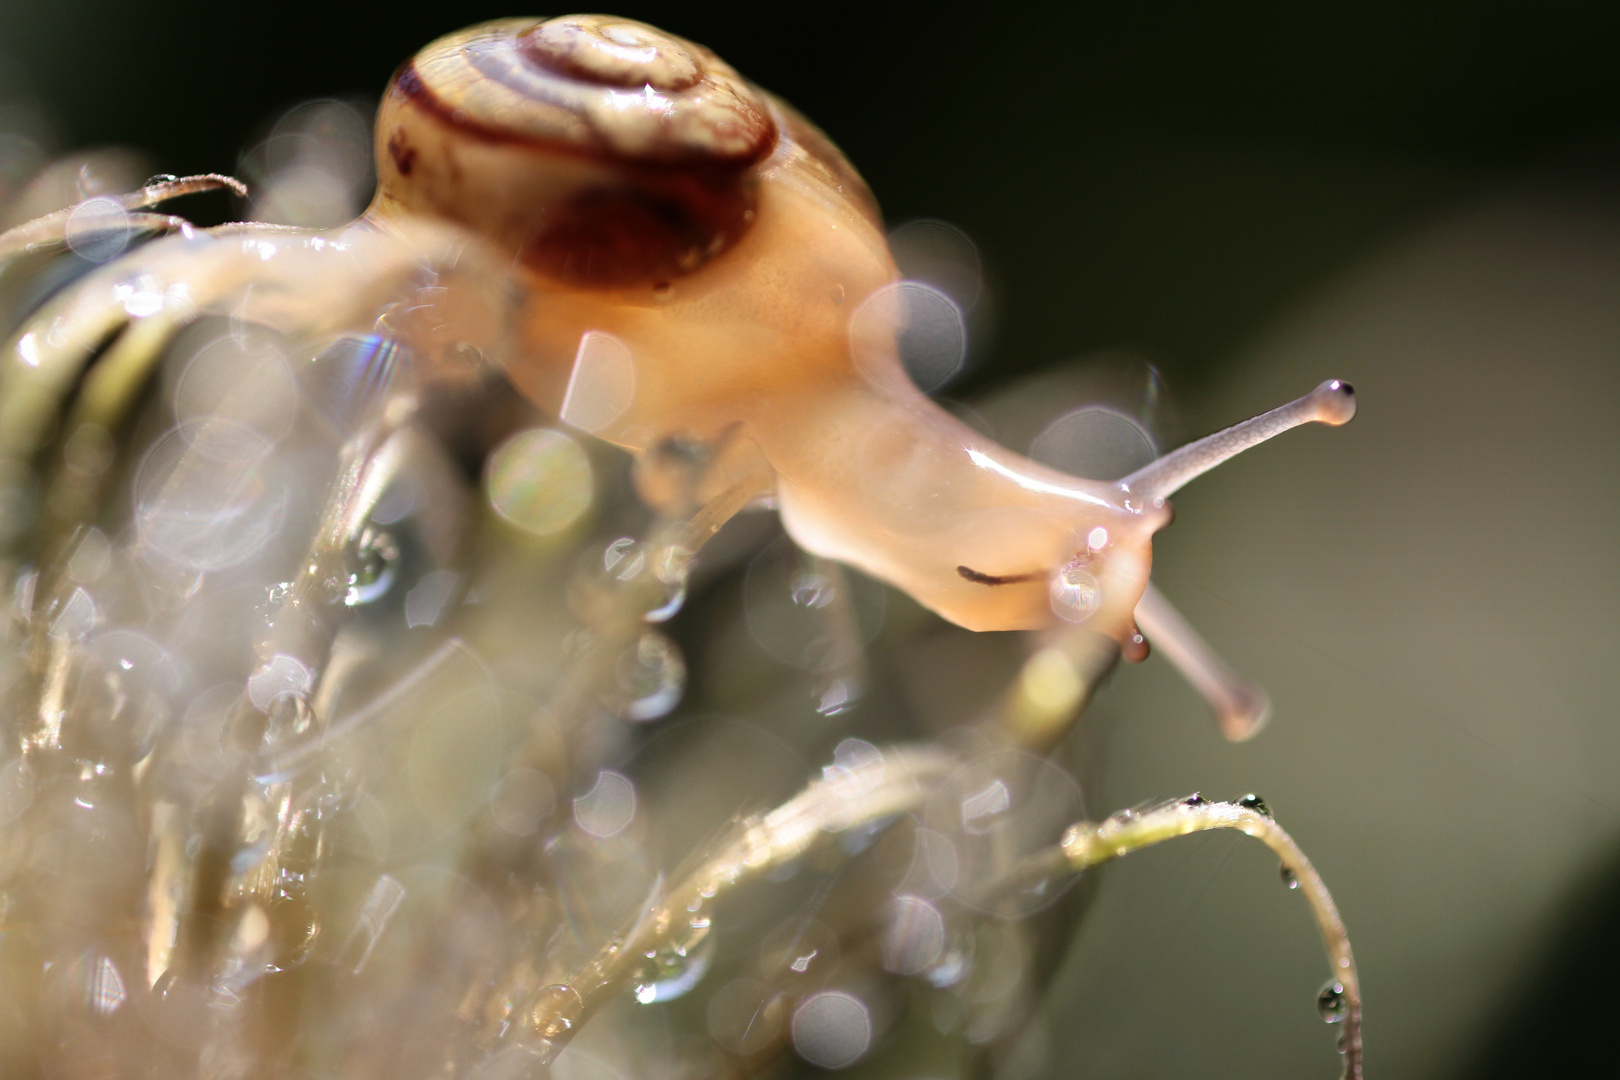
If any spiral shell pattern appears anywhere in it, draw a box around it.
[401,16,777,165]
[378,16,781,286]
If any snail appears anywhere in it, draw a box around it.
[367,15,1356,731]
[0,16,1355,739]
[0,14,1355,737]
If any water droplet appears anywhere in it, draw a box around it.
[744,535,885,670]
[815,676,860,716]
[73,630,181,753]
[571,539,652,625]
[345,527,399,606]
[247,654,313,712]
[961,779,1013,833]
[1122,627,1150,662]
[1049,563,1101,623]
[531,982,584,1040]
[792,570,837,609]
[633,930,714,1004]
[1237,793,1273,818]
[1280,864,1299,890]
[643,544,691,622]
[1317,980,1348,1024]
[791,990,873,1069]
[264,692,314,743]
[1182,792,1209,807]
[618,631,685,722]
[925,926,976,988]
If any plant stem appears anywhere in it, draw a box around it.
[1056,798,1363,1079]
[524,743,958,1059]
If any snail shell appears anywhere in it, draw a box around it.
[376,15,828,286]
[371,14,894,453]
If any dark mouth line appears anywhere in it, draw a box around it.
[957,565,1041,587]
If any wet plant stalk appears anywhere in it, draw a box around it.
[525,743,958,1058]
[0,174,245,263]
[1056,798,1363,1079]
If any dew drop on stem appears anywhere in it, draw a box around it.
[1237,793,1272,818]
[1317,980,1348,1024]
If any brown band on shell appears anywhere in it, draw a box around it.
[399,18,778,167]
[520,166,761,288]
[386,16,786,287]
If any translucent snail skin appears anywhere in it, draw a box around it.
[368,15,1356,642]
